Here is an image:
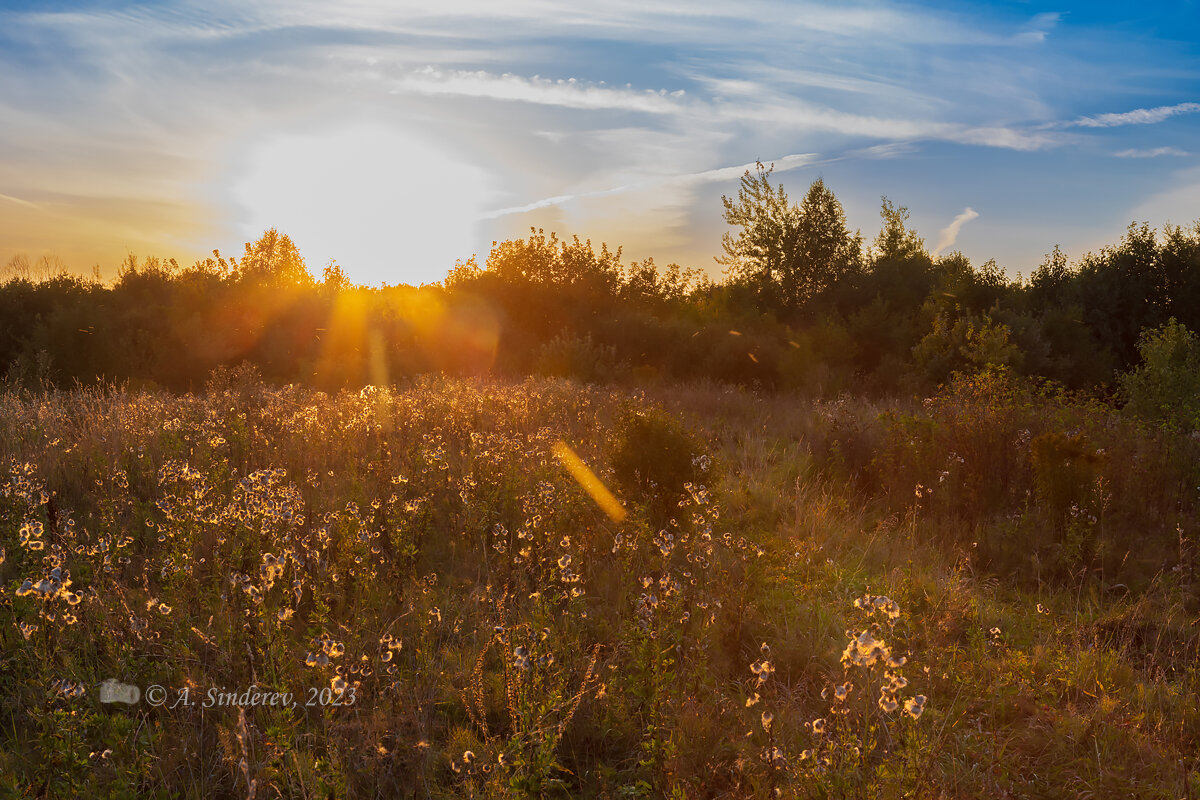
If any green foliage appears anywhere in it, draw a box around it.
[912,311,1023,385]
[611,404,706,512]
[872,197,926,263]
[1029,431,1107,525]
[621,258,706,309]
[1119,318,1200,431]
[534,330,627,384]
[717,163,862,312]
[5,212,1200,397]
[487,228,623,298]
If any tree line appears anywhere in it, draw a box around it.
[3,165,1200,402]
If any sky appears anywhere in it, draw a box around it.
[0,1,1198,286]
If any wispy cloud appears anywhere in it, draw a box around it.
[850,142,918,159]
[0,193,38,210]
[1066,102,1200,128]
[1012,12,1062,44]
[1114,146,1189,158]
[392,67,687,114]
[933,207,979,257]
[482,153,818,219]
[2,0,1197,282]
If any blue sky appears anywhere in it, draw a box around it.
[0,0,1197,285]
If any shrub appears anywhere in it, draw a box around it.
[534,330,627,384]
[611,404,707,515]
[1029,431,1107,527]
[1119,318,1200,431]
[912,311,1023,386]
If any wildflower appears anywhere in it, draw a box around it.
[158,603,172,616]
[811,718,826,735]
[878,693,899,714]
[833,683,851,702]
[331,675,347,692]
[746,692,760,707]
[513,646,530,671]
[277,608,294,622]
[761,710,774,732]
[905,695,927,720]
[750,659,774,686]
[842,629,888,668]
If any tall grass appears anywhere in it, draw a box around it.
[1,371,1198,797]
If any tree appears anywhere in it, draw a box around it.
[717,163,861,312]
[862,197,932,312]
[787,178,863,307]
[873,198,925,263]
[1119,318,1200,431]
[717,162,798,308]
[1073,223,1168,370]
[235,228,313,286]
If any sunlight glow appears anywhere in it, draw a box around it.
[232,124,490,286]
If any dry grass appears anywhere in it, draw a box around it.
[0,372,1197,797]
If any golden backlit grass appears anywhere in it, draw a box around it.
[0,370,1198,798]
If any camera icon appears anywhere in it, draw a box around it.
[99,678,140,705]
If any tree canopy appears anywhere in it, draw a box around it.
[717,163,862,312]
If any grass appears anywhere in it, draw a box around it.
[1,370,1198,797]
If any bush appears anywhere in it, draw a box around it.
[534,330,627,384]
[1119,318,1200,431]
[611,404,707,515]
[1030,431,1107,527]
[912,311,1023,386]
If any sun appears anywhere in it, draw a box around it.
[231,123,490,286]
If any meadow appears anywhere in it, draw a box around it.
[2,364,1199,798]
